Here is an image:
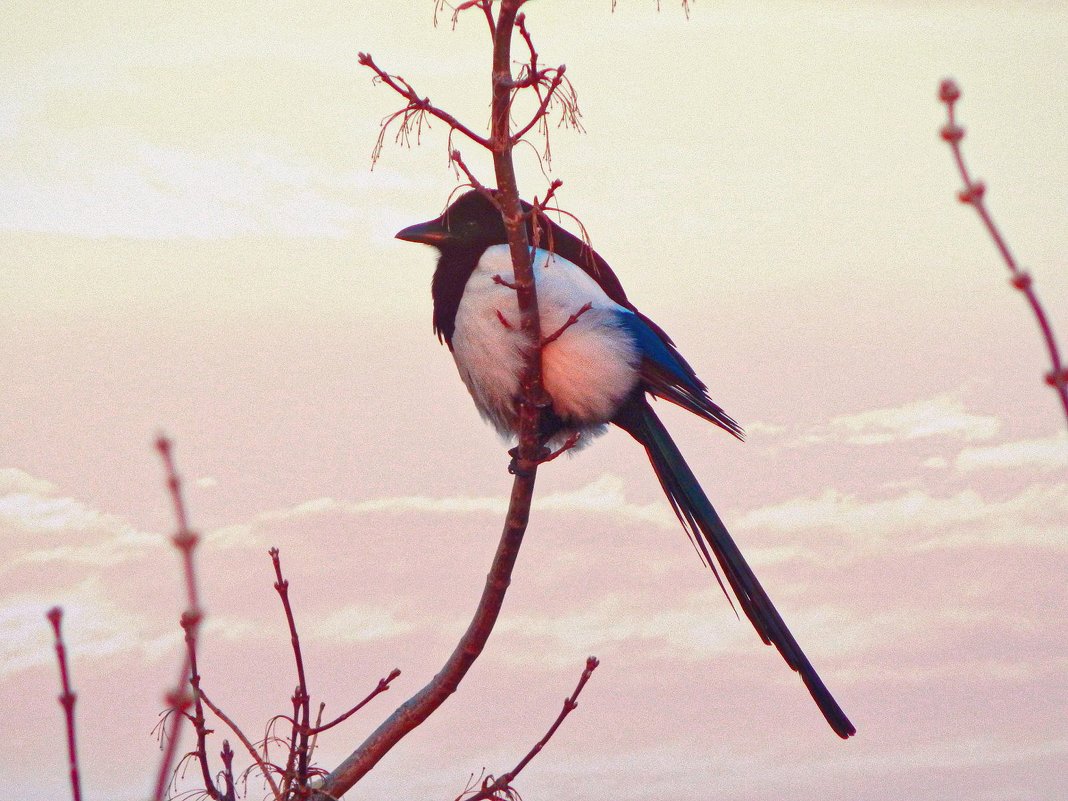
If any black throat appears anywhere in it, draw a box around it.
[431,244,487,347]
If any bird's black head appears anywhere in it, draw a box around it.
[395,190,508,252]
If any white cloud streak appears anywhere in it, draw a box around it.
[207,474,675,548]
[792,394,1001,447]
[735,482,1068,553]
[0,469,165,569]
[0,578,166,678]
[954,432,1068,472]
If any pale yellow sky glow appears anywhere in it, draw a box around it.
[3,2,1067,800]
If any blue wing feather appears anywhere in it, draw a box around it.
[615,310,744,440]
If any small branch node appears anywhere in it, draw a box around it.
[957,181,985,205]
[1010,271,1033,290]
[938,78,961,104]
[940,123,964,143]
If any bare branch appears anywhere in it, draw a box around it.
[938,79,1068,426]
[303,669,401,736]
[200,690,283,801]
[153,435,217,801]
[317,4,553,796]
[436,0,497,34]
[219,740,236,801]
[539,431,582,465]
[449,149,493,197]
[492,273,519,291]
[461,657,600,801]
[269,548,313,791]
[495,308,515,330]
[541,301,593,346]
[509,12,583,167]
[46,608,83,801]
[358,51,492,159]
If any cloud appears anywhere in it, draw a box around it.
[311,604,418,644]
[0,578,167,677]
[207,475,676,549]
[734,482,1068,553]
[0,470,165,569]
[0,467,55,496]
[0,132,415,240]
[954,432,1068,472]
[496,590,752,665]
[792,394,1000,447]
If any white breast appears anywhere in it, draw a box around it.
[451,245,642,437]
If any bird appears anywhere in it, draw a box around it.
[396,188,856,739]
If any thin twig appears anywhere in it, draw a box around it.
[461,657,600,801]
[46,608,82,801]
[154,435,217,801]
[449,149,494,199]
[219,740,237,801]
[541,301,592,346]
[200,690,283,801]
[938,79,1068,426]
[269,548,313,792]
[538,432,582,465]
[305,669,401,735]
[307,702,326,766]
[358,52,491,153]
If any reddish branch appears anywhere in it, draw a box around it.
[357,51,491,165]
[316,3,564,796]
[153,435,216,801]
[542,301,593,346]
[302,669,400,735]
[269,547,313,795]
[939,79,1068,426]
[220,741,237,801]
[459,657,600,801]
[538,431,583,465]
[46,608,82,801]
[200,689,282,801]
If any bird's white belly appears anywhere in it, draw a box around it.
[451,245,641,436]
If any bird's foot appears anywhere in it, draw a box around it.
[507,444,551,477]
[507,433,580,475]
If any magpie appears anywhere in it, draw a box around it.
[396,189,856,739]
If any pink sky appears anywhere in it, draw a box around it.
[2,3,1067,800]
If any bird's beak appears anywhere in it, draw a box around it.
[395,217,454,246]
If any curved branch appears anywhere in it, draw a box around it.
[313,473,536,797]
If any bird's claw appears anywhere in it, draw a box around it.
[507,445,551,476]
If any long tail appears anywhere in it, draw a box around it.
[620,402,856,739]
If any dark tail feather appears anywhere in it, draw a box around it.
[623,402,856,739]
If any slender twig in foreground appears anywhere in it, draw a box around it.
[461,657,600,801]
[46,608,83,801]
[939,79,1068,426]
[153,435,216,801]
